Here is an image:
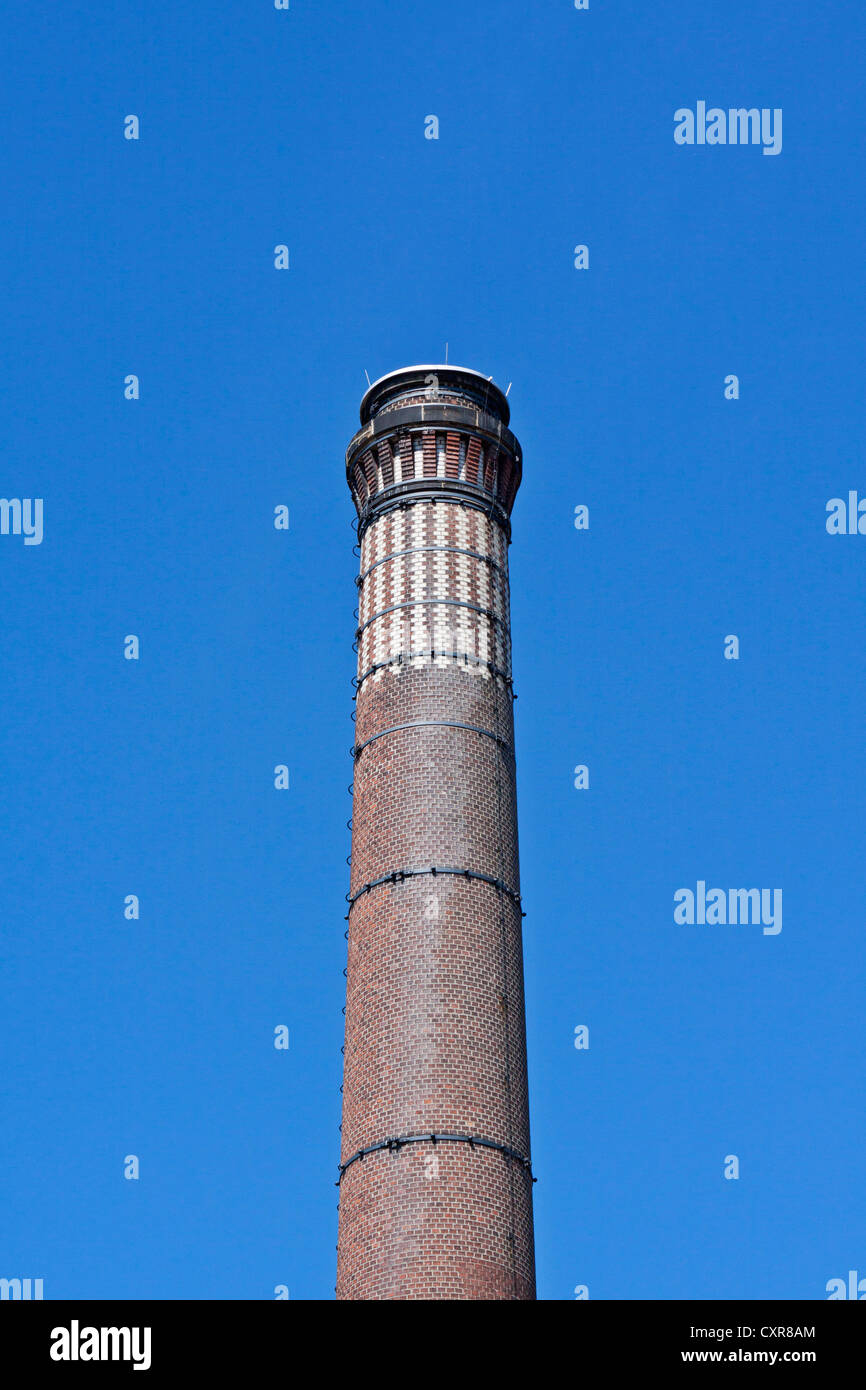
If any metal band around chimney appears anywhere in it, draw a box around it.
[345,865,523,911]
[355,487,512,541]
[356,597,507,640]
[356,544,506,587]
[351,719,514,760]
[354,650,513,693]
[337,1132,535,1184]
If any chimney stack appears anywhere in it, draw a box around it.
[337,365,535,1300]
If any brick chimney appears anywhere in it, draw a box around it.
[337,365,535,1300]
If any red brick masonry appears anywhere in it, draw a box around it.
[337,368,535,1300]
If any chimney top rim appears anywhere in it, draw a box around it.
[360,365,510,426]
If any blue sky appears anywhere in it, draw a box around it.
[1,1,864,1299]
